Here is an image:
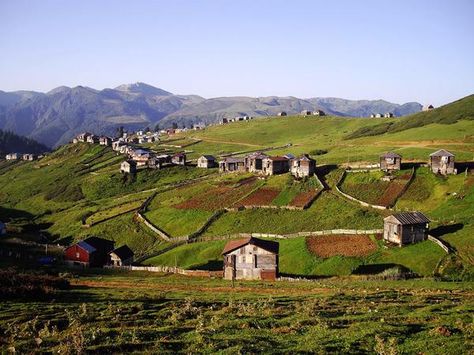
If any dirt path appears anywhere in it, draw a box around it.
[190,136,263,148]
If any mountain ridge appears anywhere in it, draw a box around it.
[0,82,424,147]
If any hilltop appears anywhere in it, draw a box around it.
[0,82,422,147]
[0,129,49,156]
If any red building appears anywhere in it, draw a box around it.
[64,237,115,267]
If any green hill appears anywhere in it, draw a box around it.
[0,95,473,278]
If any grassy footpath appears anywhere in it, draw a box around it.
[0,270,472,353]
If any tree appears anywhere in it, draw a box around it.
[116,126,124,138]
[172,122,178,130]
[154,123,160,132]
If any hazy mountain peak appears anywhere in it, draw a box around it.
[47,86,72,95]
[114,82,172,96]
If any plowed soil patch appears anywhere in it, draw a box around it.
[289,190,320,207]
[306,234,378,258]
[237,188,280,206]
[174,184,255,211]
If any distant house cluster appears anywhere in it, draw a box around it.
[370,112,394,118]
[379,149,456,175]
[301,110,326,116]
[72,130,188,174]
[220,116,254,125]
[4,153,39,161]
[64,236,133,268]
[218,152,316,178]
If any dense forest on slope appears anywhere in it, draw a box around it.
[0,129,49,155]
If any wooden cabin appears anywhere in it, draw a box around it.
[172,153,186,166]
[219,157,246,173]
[290,154,316,178]
[380,152,401,172]
[245,152,268,173]
[109,245,134,267]
[222,237,279,281]
[383,212,430,246]
[262,156,289,176]
[120,160,137,174]
[423,104,434,111]
[301,110,312,116]
[86,134,99,144]
[313,110,325,116]
[22,154,35,161]
[99,136,112,146]
[197,155,216,168]
[277,111,287,116]
[76,132,92,143]
[64,237,115,267]
[429,149,455,175]
[6,153,19,160]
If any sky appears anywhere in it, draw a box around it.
[0,0,473,106]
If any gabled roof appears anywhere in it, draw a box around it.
[122,160,137,166]
[384,212,430,225]
[266,156,288,162]
[200,155,216,160]
[247,152,268,159]
[380,152,401,159]
[283,153,295,160]
[222,237,279,255]
[298,154,314,161]
[77,241,97,254]
[83,236,115,253]
[221,157,245,163]
[110,245,134,260]
[429,149,454,157]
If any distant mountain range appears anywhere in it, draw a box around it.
[0,82,422,147]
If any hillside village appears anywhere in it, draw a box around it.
[0,114,463,280]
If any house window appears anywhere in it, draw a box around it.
[441,156,448,163]
[386,158,394,164]
[76,252,80,259]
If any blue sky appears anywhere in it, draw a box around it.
[0,0,473,105]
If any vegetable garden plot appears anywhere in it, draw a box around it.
[236,188,281,206]
[306,234,378,258]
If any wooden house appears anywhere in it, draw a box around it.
[383,212,430,246]
[301,110,312,116]
[172,153,186,165]
[99,136,112,146]
[221,118,229,124]
[313,110,325,116]
[197,155,216,168]
[22,154,35,161]
[222,237,279,281]
[262,156,289,176]
[245,152,268,173]
[384,112,394,118]
[6,153,19,160]
[423,104,434,111]
[112,141,126,151]
[277,111,287,116]
[120,160,137,174]
[86,134,99,144]
[380,152,401,172]
[375,113,383,118]
[219,157,246,173]
[130,149,152,166]
[76,132,92,143]
[290,154,316,178]
[64,237,115,267]
[109,245,134,267]
[429,149,456,175]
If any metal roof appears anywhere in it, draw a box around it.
[77,241,97,253]
[110,245,134,260]
[200,155,216,160]
[386,212,430,225]
[222,237,279,255]
[380,151,401,158]
[429,149,454,157]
